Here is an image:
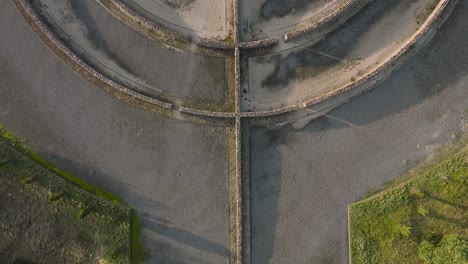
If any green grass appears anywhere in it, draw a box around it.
[0,125,125,205]
[0,125,146,263]
[130,210,147,264]
[349,147,468,264]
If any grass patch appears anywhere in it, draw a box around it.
[0,125,125,205]
[130,210,147,264]
[0,125,145,263]
[349,147,468,264]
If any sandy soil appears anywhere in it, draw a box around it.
[129,0,232,39]
[239,0,349,40]
[0,1,230,263]
[243,0,436,112]
[249,1,468,262]
[35,0,228,104]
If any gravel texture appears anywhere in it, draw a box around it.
[249,1,468,262]
[0,1,230,263]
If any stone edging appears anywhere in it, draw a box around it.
[196,37,279,50]
[234,117,243,264]
[178,106,236,118]
[235,47,241,114]
[196,39,236,49]
[14,0,173,111]
[97,0,189,43]
[284,0,366,42]
[302,0,453,108]
[15,0,455,122]
[239,105,299,118]
[233,0,240,43]
[241,0,453,117]
[238,38,279,49]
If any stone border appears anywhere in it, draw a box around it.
[238,38,279,49]
[197,37,279,50]
[15,0,243,123]
[303,0,454,108]
[233,117,243,264]
[235,47,241,114]
[233,0,240,43]
[14,0,173,111]
[239,105,299,118]
[197,39,236,49]
[15,0,455,122]
[284,0,367,42]
[179,106,236,118]
[97,0,189,43]
[240,124,251,264]
[242,0,454,118]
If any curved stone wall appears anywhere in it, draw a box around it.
[14,0,457,122]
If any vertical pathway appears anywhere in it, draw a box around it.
[231,0,244,262]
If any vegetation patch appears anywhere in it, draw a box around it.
[0,126,145,263]
[0,126,125,205]
[349,147,468,264]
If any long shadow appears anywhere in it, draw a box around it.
[426,193,468,211]
[249,127,284,264]
[144,237,214,264]
[163,0,196,9]
[41,153,170,211]
[260,0,329,20]
[143,216,229,258]
[39,153,229,262]
[68,0,137,76]
[292,0,468,133]
[260,0,407,90]
[430,212,468,229]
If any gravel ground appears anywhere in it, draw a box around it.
[1,0,467,263]
[244,0,435,112]
[130,0,230,39]
[249,1,468,263]
[239,0,348,40]
[0,1,230,263]
[36,0,228,104]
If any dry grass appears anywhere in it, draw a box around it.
[0,138,131,263]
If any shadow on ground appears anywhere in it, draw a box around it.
[42,154,229,263]
[248,2,468,263]
[290,1,468,133]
